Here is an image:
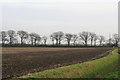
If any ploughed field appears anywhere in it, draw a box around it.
[2,47,112,79]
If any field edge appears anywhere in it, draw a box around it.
[17,48,119,79]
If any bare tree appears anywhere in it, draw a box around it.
[0,31,8,45]
[51,33,58,45]
[17,30,28,45]
[36,36,41,45]
[29,33,34,45]
[94,35,98,46]
[72,34,78,46]
[50,34,55,45]
[79,31,90,46]
[29,33,41,46]
[51,31,64,45]
[58,31,64,45]
[65,33,73,46]
[7,30,16,45]
[29,35,33,45]
[89,32,96,46]
[42,36,47,45]
[112,34,120,47]
[98,36,105,46]
[12,38,18,44]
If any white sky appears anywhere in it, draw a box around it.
[0,0,119,40]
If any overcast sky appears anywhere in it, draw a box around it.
[0,0,119,39]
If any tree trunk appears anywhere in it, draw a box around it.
[2,39,5,45]
[116,40,118,47]
[44,40,46,46]
[94,41,96,46]
[85,41,87,46]
[31,39,34,46]
[73,41,76,46]
[21,37,23,45]
[52,40,54,45]
[35,39,37,46]
[91,40,93,46]
[10,37,12,45]
[56,40,58,46]
[58,40,61,45]
[100,41,102,46]
[68,40,70,46]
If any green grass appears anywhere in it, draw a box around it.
[103,71,119,78]
[20,49,119,78]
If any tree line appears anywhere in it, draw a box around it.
[0,30,119,47]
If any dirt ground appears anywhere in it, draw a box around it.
[2,47,112,79]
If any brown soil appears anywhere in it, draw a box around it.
[2,47,112,79]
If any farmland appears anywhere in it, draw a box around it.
[2,47,113,79]
[21,49,119,78]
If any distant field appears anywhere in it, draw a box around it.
[2,47,112,79]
